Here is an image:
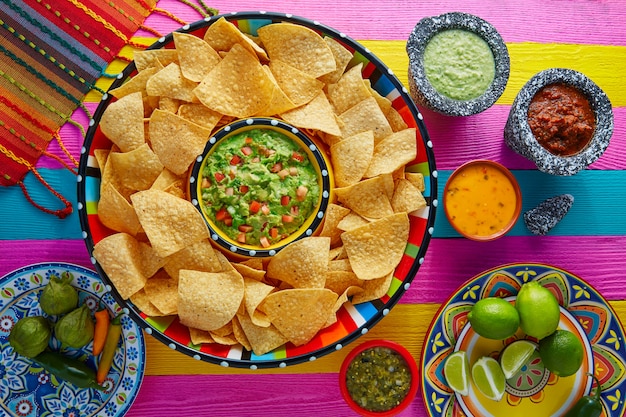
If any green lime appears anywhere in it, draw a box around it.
[515,281,560,339]
[499,340,536,379]
[468,297,520,340]
[471,356,506,401]
[444,350,470,396]
[538,330,584,377]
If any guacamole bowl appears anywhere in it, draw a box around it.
[188,117,333,258]
[406,12,510,116]
[77,11,437,369]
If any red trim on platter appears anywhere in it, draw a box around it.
[394,254,417,283]
[408,215,427,246]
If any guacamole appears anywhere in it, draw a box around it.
[200,129,320,247]
[424,29,495,101]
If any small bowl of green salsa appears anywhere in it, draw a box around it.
[406,12,510,116]
[339,340,419,416]
[189,117,332,258]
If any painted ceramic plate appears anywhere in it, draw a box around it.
[421,263,626,417]
[77,11,437,368]
[0,263,145,417]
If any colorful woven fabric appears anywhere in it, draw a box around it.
[0,0,158,217]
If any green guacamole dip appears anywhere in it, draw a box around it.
[423,29,495,101]
[200,128,320,248]
[345,347,412,412]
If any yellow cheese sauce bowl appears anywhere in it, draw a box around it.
[443,160,522,241]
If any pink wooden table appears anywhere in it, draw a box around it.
[1,0,625,415]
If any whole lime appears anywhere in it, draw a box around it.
[538,330,584,377]
[468,297,520,340]
[516,281,560,339]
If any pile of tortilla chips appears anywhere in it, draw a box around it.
[92,17,428,356]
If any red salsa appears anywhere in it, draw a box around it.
[527,83,595,156]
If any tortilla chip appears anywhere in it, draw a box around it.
[318,37,354,84]
[257,23,336,78]
[364,128,417,178]
[335,176,394,219]
[147,62,198,102]
[257,66,298,116]
[108,143,164,191]
[149,108,212,175]
[109,67,158,98]
[337,212,370,231]
[189,327,215,345]
[386,106,409,132]
[243,277,274,327]
[269,59,323,107]
[325,270,362,295]
[341,213,409,280]
[261,288,338,346]
[130,289,167,316]
[173,32,221,82]
[144,272,179,315]
[318,203,351,246]
[97,182,142,235]
[392,178,427,214]
[266,237,330,288]
[177,103,222,131]
[325,285,364,327]
[134,49,179,72]
[237,312,288,356]
[93,233,147,299]
[131,189,209,257]
[232,263,266,281]
[327,63,372,115]
[340,96,393,144]
[364,79,393,116]
[351,271,394,304]
[99,91,145,152]
[177,269,244,331]
[330,130,374,187]
[163,238,222,280]
[405,172,426,192]
[280,92,341,136]
[193,44,273,118]
[232,316,252,351]
[138,241,165,278]
[329,259,352,272]
[203,17,268,60]
[150,168,183,191]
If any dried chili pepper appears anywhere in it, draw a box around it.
[564,373,603,417]
[92,308,110,356]
[96,314,123,384]
[33,351,104,391]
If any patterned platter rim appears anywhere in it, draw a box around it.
[0,262,146,417]
[420,262,626,417]
[76,11,438,368]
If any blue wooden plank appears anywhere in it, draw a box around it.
[0,169,81,240]
[2,168,625,240]
[434,170,626,237]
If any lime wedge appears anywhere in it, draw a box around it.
[471,356,506,401]
[444,351,470,396]
[500,340,536,379]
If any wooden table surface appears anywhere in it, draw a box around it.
[1,0,625,415]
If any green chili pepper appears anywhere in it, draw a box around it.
[97,314,123,384]
[32,351,105,391]
[564,373,603,417]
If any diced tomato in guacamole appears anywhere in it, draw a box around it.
[200,129,320,247]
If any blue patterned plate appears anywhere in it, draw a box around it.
[0,263,145,417]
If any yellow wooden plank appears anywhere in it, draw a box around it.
[86,40,626,107]
[359,41,626,107]
[143,300,626,376]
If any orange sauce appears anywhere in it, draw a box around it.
[445,162,519,239]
